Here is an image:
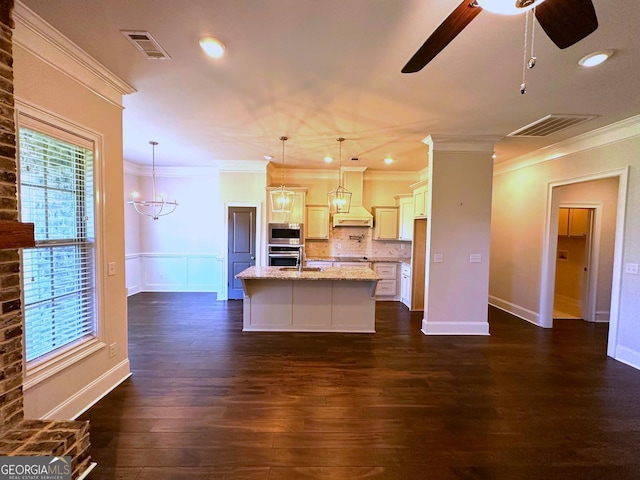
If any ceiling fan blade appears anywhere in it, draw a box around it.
[535,0,598,49]
[402,1,482,73]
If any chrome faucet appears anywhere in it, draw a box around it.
[297,246,304,273]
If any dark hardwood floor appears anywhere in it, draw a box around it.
[81,292,640,480]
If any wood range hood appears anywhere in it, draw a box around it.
[332,167,374,228]
[0,220,35,250]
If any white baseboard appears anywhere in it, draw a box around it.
[41,359,131,420]
[421,319,490,335]
[489,295,541,326]
[614,345,640,371]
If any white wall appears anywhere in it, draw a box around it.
[124,167,225,295]
[491,117,640,370]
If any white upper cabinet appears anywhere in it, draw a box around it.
[306,205,330,240]
[395,194,413,241]
[413,184,428,218]
[372,207,399,240]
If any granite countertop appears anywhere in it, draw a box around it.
[236,266,381,281]
[306,255,411,264]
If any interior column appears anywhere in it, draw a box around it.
[422,135,501,335]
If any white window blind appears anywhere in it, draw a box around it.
[19,127,97,363]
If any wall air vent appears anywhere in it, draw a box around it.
[508,114,597,137]
[121,30,171,60]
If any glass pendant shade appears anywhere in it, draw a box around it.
[327,137,351,214]
[269,136,294,214]
[270,185,295,213]
[128,141,178,220]
[328,184,352,214]
[476,0,546,15]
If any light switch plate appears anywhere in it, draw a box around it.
[108,262,116,276]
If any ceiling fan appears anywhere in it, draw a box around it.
[402,0,598,73]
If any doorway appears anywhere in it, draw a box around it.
[540,169,628,358]
[227,206,257,300]
[553,207,594,320]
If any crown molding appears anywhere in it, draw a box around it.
[423,134,503,154]
[124,161,218,178]
[13,1,136,108]
[217,160,268,173]
[494,114,640,176]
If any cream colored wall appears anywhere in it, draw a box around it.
[491,131,640,367]
[14,45,130,418]
[423,150,493,334]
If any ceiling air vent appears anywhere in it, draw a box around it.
[508,114,597,137]
[121,30,171,60]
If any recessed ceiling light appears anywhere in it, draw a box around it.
[384,157,394,165]
[264,155,273,161]
[579,49,614,67]
[324,156,333,163]
[199,36,225,58]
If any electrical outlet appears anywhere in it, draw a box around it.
[433,253,444,263]
[337,243,342,249]
[109,343,117,358]
[624,263,639,275]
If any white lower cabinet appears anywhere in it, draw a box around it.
[400,262,411,308]
[373,262,398,300]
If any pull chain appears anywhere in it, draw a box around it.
[521,8,537,95]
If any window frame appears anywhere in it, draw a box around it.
[16,101,107,390]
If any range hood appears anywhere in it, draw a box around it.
[332,167,373,227]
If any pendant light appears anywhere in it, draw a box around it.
[269,136,295,213]
[128,141,178,220]
[327,137,352,214]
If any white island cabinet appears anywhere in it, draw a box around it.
[236,266,380,333]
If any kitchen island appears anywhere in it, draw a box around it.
[236,266,380,333]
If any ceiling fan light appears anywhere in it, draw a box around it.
[579,50,614,67]
[476,0,546,15]
[199,36,225,58]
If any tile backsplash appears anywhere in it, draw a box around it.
[305,227,410,258]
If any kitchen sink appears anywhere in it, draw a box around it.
[279,267,324,272]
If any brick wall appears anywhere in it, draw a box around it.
[0,0,24,431]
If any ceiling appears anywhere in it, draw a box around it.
[18,0,640,171]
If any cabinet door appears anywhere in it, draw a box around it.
[413,188,427,218]
[558,208,570,236]
[398,197,414,240]
[569,208,590,236]
[373,207,399,240]
[401,272,411,307]
[306,205,330,239]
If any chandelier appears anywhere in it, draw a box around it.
[269,136,295,214]
[128,141,178,220]
[327,137,352,214]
